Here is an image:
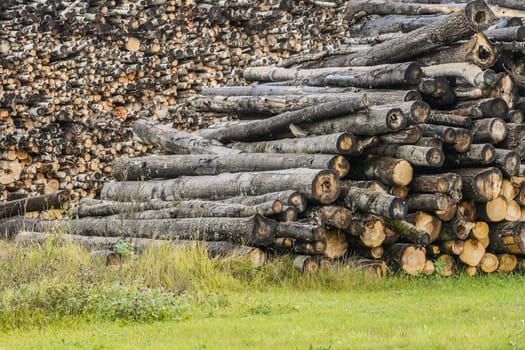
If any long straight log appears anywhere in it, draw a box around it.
[318,0,495,66]
[383,217,432,244]
[274,222,326,242]
[427,113,473,128]
[422,63,500,88]
[133,119,237,156]
[446,143,496,166]
[367,144,444,167]
[409,173,463,194]
[298,106,406,136]
[303,206,353,229]
[243,63,422,87]
[0,190,69,218]
[221,191,307,212]
[197,97,368,143]
[101,169,340,204]
[341,186,408,220]
[230,133,355,155]
[112,153,351,180]
[406,193,455,212]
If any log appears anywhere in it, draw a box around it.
[406,211,442,243]
[422,259,436,276]
[112,153,351,180]
[378,126,422,145]
[324,229,349,259]
[427,113,473,128]
[347,258,389,277]
[0,190,69,218]
[406,193,455,212]
[319,0,495,66]
[450,98,509,119]
[505,199,521,221]
[382,217,432,245]
[471,221,490,240]
[275,222,325,242]
[417,77,456,107]
[418,124,458,144]
[435,203,460,222]
[230,133,356,155]
[471,118,508,144]
[497,253,518,273]
[303,206,353,229]
[221,191,307,212]
[439,240,465,255]
[485,26,525,41]
[446,143,496,166]
[386,243,426,275]
[101,168,340,205]
[133,119,237,156]
[476,196,507,222]
[435,254,457,276]
[409,173,462,194]
[438,212,475,240]
[293,255,319,274]
[298,105,407,136]
[372,144,444,167]
[488,0,525,11]
[197,97,369,143]
[493,149,520,177]
[243,62,423,87]
[454,167,503,202]
[458,238,486,266]
[345,1,463,17]
[479,252,499,273]
[416,32,496,69]
[422,63,500,88]
[347,156,413,186]
[341,186,408,220]
[489,221,525,254]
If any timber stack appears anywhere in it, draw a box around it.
[3,0,525,276]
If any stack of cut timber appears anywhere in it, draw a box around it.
[3,0,525,276]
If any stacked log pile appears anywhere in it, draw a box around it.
[3,0,525,275]
[0,0,352,204]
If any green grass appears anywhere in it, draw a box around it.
[0,239,524,349]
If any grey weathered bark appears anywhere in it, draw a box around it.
[471,118,508,144]
[230,133,355,155]
[454,167,503,202]
[450,98,509,119]
[348,156,413,186]
[422,63,500,88]
[101,169,340,204]
[378,126,422,144]
[274,222,326,242]
[197,97,368,143]
[303,206,353,229]
[341,186,408,220]
[367,144,444,167]
[409,173,463,194]
[133,119,237,156]
[406,193,456,212]
[493,149,520,177]
[427,113,473,128]
[0,190,69,218]
[221,191,307,212]
[318,0,495,66]
[485,26,525,41]
[112,153,350,180]
[446,143,496,166]
[298,106,406,136]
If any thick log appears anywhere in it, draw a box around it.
[0,190,69,218]
[458,238,486,266]
[386,243,426,275]
[345,1,462,17]
[382,217,432,245]
[416,32,496,69]
[303,206,353,229]
[435,254,457,276]
[221,191,307,212]
[406,193,455,212]
[454,167,503,202]
[133,119,237,156]
[348,214,386,248]
[446,143,496,166]
[422,63,500,88]
[368,144,444,167]
[450,98,509,119]
[406,211,442,243]
[488,0,525,11]
[417,77,456,107]
[348,156,413,186]
[318,0,495,66]
[479,252,499,273]
[488,221,525,254]
[447,128,473,153]
[499,123,525,150]
[409,173,462,194]
[471,118,508,144]
[298,105,406,136]
[485,26,525,41]
[244,63,422,87]
[476,196,507,222]
[341,186,407,220]
[230,133,356,155]
[112,153,351,180]
[101,169,340,205]
[197,97,368,143]
[493,149,520,177]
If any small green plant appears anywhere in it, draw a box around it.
[114,242,133,257]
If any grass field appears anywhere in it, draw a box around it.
[0,240,524,349]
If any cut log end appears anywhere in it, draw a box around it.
[387,109,405,130]
[400,245,426,276]
[329,156,350,178]
[312,170,341,204]
[392,160,413,187]
[480,252,499,273]
[436,254,457,277]
[337,134,355,154]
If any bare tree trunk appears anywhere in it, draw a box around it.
[341,186,408,220]
[0,191,69,218]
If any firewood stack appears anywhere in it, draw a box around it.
[3,0,525,276]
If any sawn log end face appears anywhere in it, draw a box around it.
[312,170,341,204]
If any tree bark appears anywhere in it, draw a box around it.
[101,169,340,205]
[409,173,462,194]
[427,113,473,128]
[221,191,307,212]
[0,190,69,218]
[347,156,413,186]
[303,206,353,229]
[450,98,509,119]
[318,0,495,66]
[438,212,475,240]
[385,243,427,275]
[485,26,525,41]
[368,144,444,167]
[297,106,406,136]
[341,186,408,220]
[293,255,319,274]
[382,217,432,245]
[493,149,520,177]
[489,221,525,254]
[112,153,350,180]
[197,97,368,143]
[348,214,386,248]
[406,193,455,212]
[422,63,500,88]
[230,133,356,155]
[454,167,503,202]
[133,119,237,156]
[378,126,422,145]
[471,118,508,144]
[446,143,496,166]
